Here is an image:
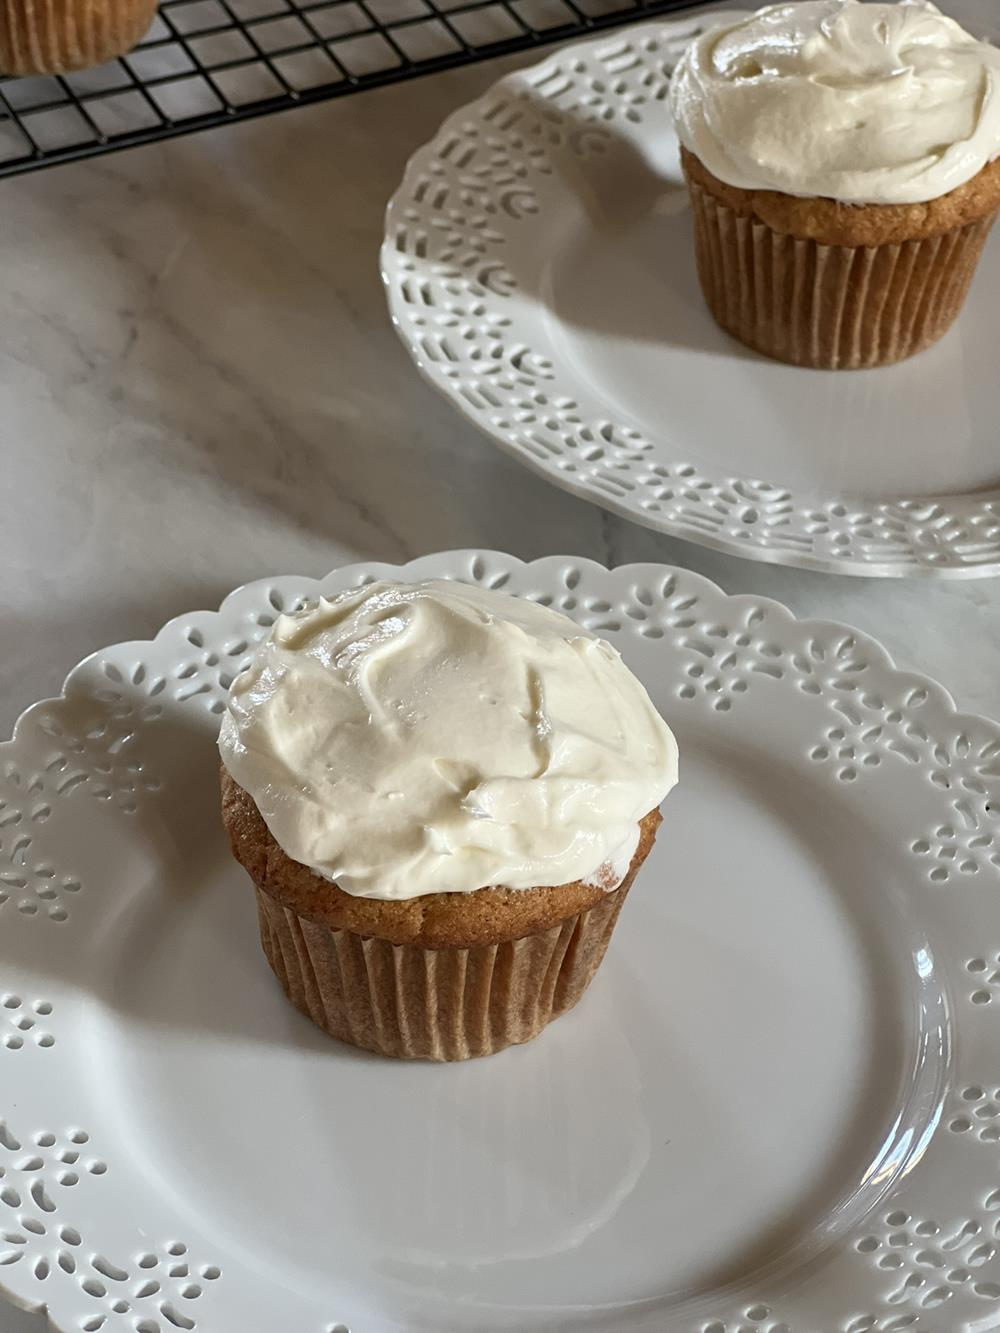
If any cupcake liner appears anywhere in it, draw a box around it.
[0,0,157,75]
[686,176,997,370]
[255,881,631,1061]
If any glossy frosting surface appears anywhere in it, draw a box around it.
[670,1,1000,204]
[219,580,679,899]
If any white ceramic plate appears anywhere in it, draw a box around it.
[381,17,1000,579]
[3,551,1000,1333]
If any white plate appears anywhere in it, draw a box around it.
[381,17,1000,579]
[3,552,1000,1332]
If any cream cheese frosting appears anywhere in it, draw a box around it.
[669,0,1000,205]
[218,580,678,900]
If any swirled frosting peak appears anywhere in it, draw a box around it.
[670,1,1000,204]
[219,580,678,900]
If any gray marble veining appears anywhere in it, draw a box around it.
[1,3,999,1328]
[2,37,998,738]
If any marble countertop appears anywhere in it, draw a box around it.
[1,1,998,1328]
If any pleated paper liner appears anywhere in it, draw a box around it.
[685,176,997,370]
[256,881,631,1061]
[0,0,157,74]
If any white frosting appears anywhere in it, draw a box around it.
[670,0,1000,205]
[219,580,678,900]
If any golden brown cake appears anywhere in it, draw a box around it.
[217,580,678,1061]
[0,0,158,75]
[670,2,1000,369]
[681,147,1000,371]
[223,768,662,1060]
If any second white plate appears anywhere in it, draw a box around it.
[382,15,1000,578]
[3,552,1000,1332]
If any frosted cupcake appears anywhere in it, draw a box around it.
[670,0,1000,369]
[219,580,678,1061]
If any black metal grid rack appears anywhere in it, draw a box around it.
[0,0,702,176]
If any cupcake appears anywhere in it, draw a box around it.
[669,0,1000,369]
[0,0,157,75]
[219,580,678,1061]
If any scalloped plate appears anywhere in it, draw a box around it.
[381,17,1000,579]
[2,551,1000,1333]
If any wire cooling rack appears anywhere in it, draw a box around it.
[0,0,702,176]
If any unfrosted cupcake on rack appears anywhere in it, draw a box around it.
[669,0,1000,369]
[0,0,157,74]
[219,579,678,1061]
